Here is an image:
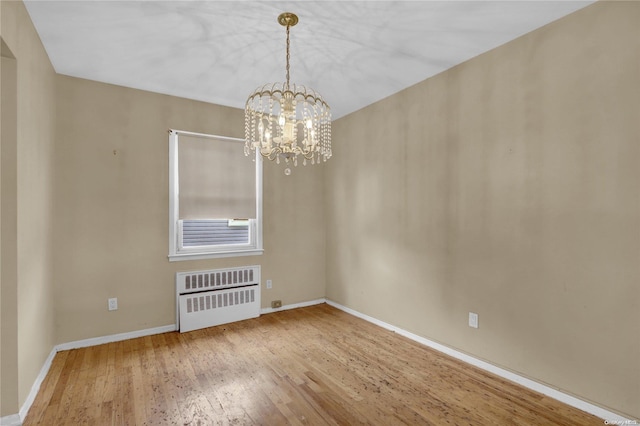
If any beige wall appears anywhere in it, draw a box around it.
[0,1,57,416]
[1,48,19,419]
[54,76,326,344]
[327,1,639,419]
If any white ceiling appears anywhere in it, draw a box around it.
[24,1,594,119]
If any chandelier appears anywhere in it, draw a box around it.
[244,12,331,175]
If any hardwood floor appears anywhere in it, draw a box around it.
[24,304,602,425]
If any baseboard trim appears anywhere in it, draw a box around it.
[260,298,325,315]
[0,414,21,426]
[55,324,177,352]
[16,346,57,422]
[325,299,633,422]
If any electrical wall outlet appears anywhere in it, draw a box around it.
[108,298,118,311]
[469,312,479,328]
[266,279,272,289]
[271,300,282,309]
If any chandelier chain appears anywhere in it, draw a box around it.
[285,24,291,89]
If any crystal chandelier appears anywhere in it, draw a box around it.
[244,12,331,174]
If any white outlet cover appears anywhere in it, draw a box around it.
[469,312,479,328]
[108,298,118,311]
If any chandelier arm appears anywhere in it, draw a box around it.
[265,147,281,162]
[298,148,315,160]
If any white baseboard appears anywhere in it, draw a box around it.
[260,297,325,315]
[325,299,634,423]
[0,414,21,426]
[17,346,57,422]
[56,324,176,351]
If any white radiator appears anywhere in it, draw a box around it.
[176,265,261,333]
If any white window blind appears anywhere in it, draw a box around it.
[169,130,263,261]
[178,133,256,220]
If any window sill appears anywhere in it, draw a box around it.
[168,249,264,262]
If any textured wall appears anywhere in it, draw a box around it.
[0,0,57,415]
[53,75,326,344]
[326,1,639,418]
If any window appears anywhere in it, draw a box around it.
[169,130,263,261]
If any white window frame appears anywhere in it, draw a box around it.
[168,129,263,261]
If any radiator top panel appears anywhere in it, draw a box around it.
[177,265,260,295]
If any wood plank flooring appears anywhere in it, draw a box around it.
[24,303,602,425]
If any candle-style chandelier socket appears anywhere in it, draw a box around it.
[244,12,331,171]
